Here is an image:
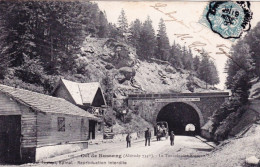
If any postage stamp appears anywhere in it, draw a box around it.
[201,1,253,39]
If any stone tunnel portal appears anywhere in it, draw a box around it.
[156,102,201,135]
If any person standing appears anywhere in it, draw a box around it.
[156,125,161,141]
[170,131,175,146]
[145,128,151,146]
[126,133,131,148]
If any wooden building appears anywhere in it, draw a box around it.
[0,84,101,163]
[52,79,107,139]
[52,78,107,110]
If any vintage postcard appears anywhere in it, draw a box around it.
[0,1,260,167]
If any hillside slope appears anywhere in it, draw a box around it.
[202,123,260,166]
[77,37,219,98]
[201,79,260,141]
[1,36,221,134]
[74,37,221,133]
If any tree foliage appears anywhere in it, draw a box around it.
[169,41,183,69]
[128,19,142,49]
[138,16,156,60]
[209,21,259,141]
[127,16,220,86]
[196,51,219,87]
[225,42,254,89]
[193,55,200,73]
[0,1,114,92]
[0,2,221,94]
[243,22,260,77]
[181,46,193,70]
[117,9,128,38]
[0,1,114,74]
[156,19,170,61]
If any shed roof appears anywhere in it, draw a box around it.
[0,84,100,121]
[56,79,106,106]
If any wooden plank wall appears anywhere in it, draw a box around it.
[20,105,37,148]
[37,113,89,147]
[0,93,21,115]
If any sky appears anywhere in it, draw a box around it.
[96,1,260,90]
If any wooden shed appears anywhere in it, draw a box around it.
[52,78,107,109]
[0,84,101,163]
[52,79,107,140]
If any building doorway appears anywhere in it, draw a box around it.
[88,120,96,140]
[0,115,21,164]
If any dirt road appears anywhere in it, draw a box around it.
[2,127,259,167]
[31,136,214,167]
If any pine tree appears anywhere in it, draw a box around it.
[193,55,201,73]
[156,18,170,61]
[243,22,260,77]
[197,50,220,88]
[107,23,120,39]
[225,39,255,104]
[0,1,37,68]
[129,19,142,48]
[181,46,187,68]
[138,16,156,60]
[198,51,211,88]
[0,2,11,78]
[225,41,254,89]
[186,48,194,70]
[117,9,128,38]
[209,61,220,86]
[98,11,109,38]
[181,46,193,70]
[169,42,183,68]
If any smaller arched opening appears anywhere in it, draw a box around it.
[185,124,196,136]
[156,102,202,135]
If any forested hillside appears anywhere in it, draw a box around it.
[0,1,115,93]
[205,22,260,141]
[0,1,219,93]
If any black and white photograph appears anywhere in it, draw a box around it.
[0,1,259,167]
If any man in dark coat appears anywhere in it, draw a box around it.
[170,131,175,146]
[156,125,161,141]
[145,127,151,146]
[126,133,131,148]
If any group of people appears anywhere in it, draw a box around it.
[126,127,175,148]
[156,124,167,141]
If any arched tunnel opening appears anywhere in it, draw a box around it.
[156,102,201,136]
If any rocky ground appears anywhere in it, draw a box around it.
[77,37,219,97]
[75,36,221,134]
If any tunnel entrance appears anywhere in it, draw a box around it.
[156,102,201,135]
